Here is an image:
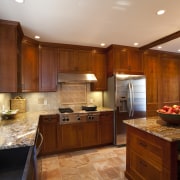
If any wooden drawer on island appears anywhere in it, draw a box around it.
[125,125,177,180]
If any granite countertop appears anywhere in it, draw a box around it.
[123,116,180,142]
[0,110,59,150]
[0,108,113,150]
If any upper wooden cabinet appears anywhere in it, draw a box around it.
[0,20,23,92]
[143,50,160,117]
[21,37,39,92]
[58,48,92,73]
[107,45,143,76]
[39,45,58,92]
[158,53,180,107]
[91,51,107,91]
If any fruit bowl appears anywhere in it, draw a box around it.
[157,110,180,125]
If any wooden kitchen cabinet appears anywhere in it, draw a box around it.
[58,48,93,73]
[82,121,100,147]
[91,51,107,91]
[38,114,59,155]
[21,36,39,92]
[107,45,143,76]
[60,123,82,150]
[143,50,160,117]
[0,20,23,92]
[99,111,114,145]
[158,53,180,107]
[125,125,177,180]
[39,45,58,91]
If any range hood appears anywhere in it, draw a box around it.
[58,73,97,83]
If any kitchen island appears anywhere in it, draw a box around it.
[124,117,180,180]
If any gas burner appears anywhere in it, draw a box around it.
[58,108,73,113]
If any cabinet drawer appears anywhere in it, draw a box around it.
[130,150,162,180]
[130,134,163,165]
[39,115,59,123]
[100,111,113,120]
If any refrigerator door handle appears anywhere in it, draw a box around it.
[131,82,135,117]
[128,82,132,117]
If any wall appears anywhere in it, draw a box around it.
[0,93,11,110]
[11,84,103,112]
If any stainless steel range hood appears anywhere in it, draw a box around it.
[58,73,97,83]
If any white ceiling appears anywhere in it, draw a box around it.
[0,0,180,53]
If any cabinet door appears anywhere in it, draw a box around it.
[159,55,180,107]
[143,51,160,117]
[61,123,82,150]
[114,46,129,73]
[21,37,39,92]
[39,46,58,92]
[76,50,92,73]
[91,52,107,91]
[58,48,76,72]
[81,121,99,147]
[128,49,143,73]
[39,115,59,155]
[58,48,92,73]
[99,112,113,144]
[0,21,20,92]
[108,45,143,74]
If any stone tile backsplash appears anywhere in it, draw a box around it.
[10,83,103,112]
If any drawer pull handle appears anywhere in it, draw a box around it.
[139,141,147,148]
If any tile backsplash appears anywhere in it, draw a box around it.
[0,93,11,110]
[10,83,103,112]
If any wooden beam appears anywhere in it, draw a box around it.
[139,31,180,50]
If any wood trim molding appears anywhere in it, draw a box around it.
[139,31,180,50]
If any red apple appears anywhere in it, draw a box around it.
[162,105,171,112]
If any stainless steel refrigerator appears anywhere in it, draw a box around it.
[103,74,146,146]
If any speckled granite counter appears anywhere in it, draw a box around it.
[123,116,180,142]
[0,108,113,150]
[0,111,59,150]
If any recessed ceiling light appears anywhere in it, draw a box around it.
[157,9,165,15]
[178,49,180,52]
[157,46,162,49]
[100,43,106,47]
[34,35,40,39]
[15,0,24,3]
[133,42,139,46]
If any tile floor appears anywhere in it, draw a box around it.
[39,146,128,180]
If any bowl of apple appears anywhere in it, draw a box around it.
[157,105,180,125]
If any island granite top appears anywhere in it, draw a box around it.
[123,116,180,142]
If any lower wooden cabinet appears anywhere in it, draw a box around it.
[39,111,114,154]
[39,114,59,155]
[82,121,100,147]
[99,111,114,144]
[125,125,178,180]
[60,123,82,150]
